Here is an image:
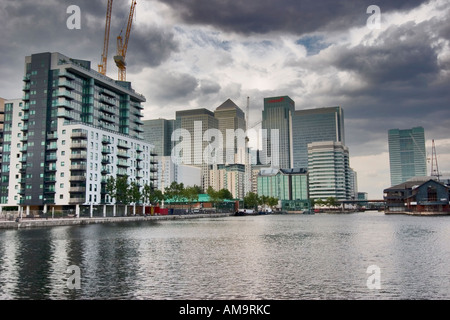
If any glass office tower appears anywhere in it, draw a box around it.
[388,127,427,186]
[292,106,345,169]
[262,96,295,169]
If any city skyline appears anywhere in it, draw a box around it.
[1,0,449,199]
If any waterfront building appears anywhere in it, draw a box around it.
[257,168,308,201]
[142,119,175,157]
[388,127,427,186]
[349,168,358,200]
[261,96,295,169]
[292,106,345,169]
[307,141,352,201]
[257,167,309,212]
[384,177,450,214]
[0,98,5,179]
[209,164,245,199]
[214,99,247,165]
[155,156,202,192]
[0,52,155,215]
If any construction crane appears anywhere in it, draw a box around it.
[114,0,137,81]
[430,139,441,181]
[98,0,114,75]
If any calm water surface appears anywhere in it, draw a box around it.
[0,212,449,300]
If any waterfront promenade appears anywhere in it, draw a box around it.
[0,213,232,230]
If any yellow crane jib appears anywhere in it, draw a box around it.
[98,0,113,76]
[114,0,137,81]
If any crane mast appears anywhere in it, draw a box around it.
[98,0,113,75]
[115,0,137,81]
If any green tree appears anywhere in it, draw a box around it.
[315,198,324,208]
[184,186,200,212]
[218,188,233,201]
[267,196,279,209]
[129,181,141,215]
[115,175,130,205]
[207,186,220,211]
[326,197,338,208]
[243,192,259,210]
[105,176,116,204]
[165,182,184,207]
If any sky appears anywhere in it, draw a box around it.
[1,0,449,199]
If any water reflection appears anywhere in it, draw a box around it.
[0,213,449,300]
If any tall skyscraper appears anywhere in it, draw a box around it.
[214,99,246,164]
[142,119,175,157]
[388,127,427,186]
[262,96,295,169]
[0,52,155,213]
[308,141,352,201]
[292,106,345,169]
[175,108,219,189]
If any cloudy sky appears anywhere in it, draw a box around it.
[1,0,449,199]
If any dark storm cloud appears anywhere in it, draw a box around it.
[332,21,440,86]
[157,0,428,35]
[127,25,179,73]
[0,0,178,99]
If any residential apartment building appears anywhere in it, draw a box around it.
[0,52,155,214]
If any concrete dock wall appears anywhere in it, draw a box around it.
[0,213,231,230]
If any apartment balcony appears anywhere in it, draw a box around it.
[44,176,56,183]
[71,142,88,149]
[117,140,130,149]
[56,90,74,99]
[101,167,111,175]
[117,160,129,167]
[71,132,88,139]
[133,118,144,125]
[59,81,76,90]
[117,150,129,158]
[101,147,111,154]
[70,153,87,160]
[99,114,115,123]
[70,175,86,182]
[22,94,30,101]
[20,146,28,153]
[101,157,111,164]
[70,164,87,171]
[23,74,31,82]
[70,187,86,193]
[44,188,56,194]
[150,168,158,173]
[21,114,30,121]
[102,138,112,145]
[57,109,78,120]
[59,71,76,79]
[22,103,30,111]
[21,124,29,132]
[47,133,58,140]
[46,144,58,151]
[69,197,86,205]
[45,166,57,172]
[45,155,58,162]
[23,83,31,91]
[99,104,116,115]
[116,169,128,177]
[99,95,116,106]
